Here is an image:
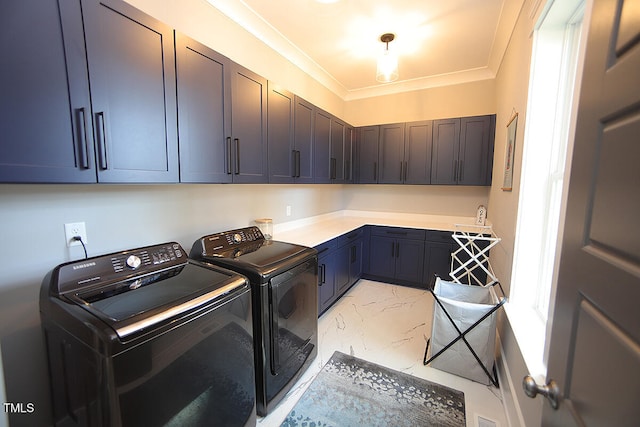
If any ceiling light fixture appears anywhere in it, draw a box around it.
[376,33,399,83]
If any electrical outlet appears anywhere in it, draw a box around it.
[64,222,88,247]
[286,205,291,217]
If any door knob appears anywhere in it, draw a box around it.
[523,376,560,410]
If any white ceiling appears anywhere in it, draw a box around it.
[206,0,524,100]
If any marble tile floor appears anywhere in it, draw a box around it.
[258,279,508,427]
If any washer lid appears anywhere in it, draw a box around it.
[68,262,248,339]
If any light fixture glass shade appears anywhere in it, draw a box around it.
[376,47,399,83]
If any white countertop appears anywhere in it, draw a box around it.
[272,210,493,248]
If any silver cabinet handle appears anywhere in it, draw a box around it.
[523,376,561,410]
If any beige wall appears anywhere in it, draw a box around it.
[126,0,345,118]
[345,79,497,126]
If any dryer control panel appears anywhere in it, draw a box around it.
[195,227,264,256]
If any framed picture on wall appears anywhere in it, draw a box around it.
[502,112,518,191]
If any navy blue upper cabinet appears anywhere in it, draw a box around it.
[229,64,268,183]
[431,115,495,186]
[378,123,406,184]
[267,84,295,183]
[313,109,332,183]
[0,0,95,183]
[459,115,495,186]
[175,33,232,183]
[1,0,179,183]
[176,34,267,183]
[268,91,314,184]
[404,120,433,184]
[293,97,315,183]
[375,120,432,185]
[83,0,178,183]
[356,126,380,184]
[330,117,345,182]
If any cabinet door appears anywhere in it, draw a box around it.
[83,0,178,183]
[368,235,397,279]
[423,241,454,287]
[229,63,268,183]
[357,126,380,183]
[431,118,461,185]
[313,109,332,183]
[459,115,495,186]
[404,120,433,184]
[267,83,295,183]
[0,0,95,183]
[318,251,337,315]
[344,125,355,183]
[349,239,364,284]
[335,244,351,295]
[175,33,232,183]
[293,96,314,184]
[330,117,345,182]
[395,239,425,284]
[378,123,405,184]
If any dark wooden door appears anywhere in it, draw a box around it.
[542,0,640,424]
[0,0,95,183]
[175,32,232,183]
[357,126,380,183]
[378,123,406,184]
[431,118,461,185]
[267,83,295,183]
[293,96,314,184]
[229,63,267,183]
[82,0,178,183]
[313,109,332,183]
[404,120,433,184]
[458,115,494,186]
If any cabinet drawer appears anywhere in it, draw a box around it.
[315,239,337,256]
[337,227,364,247]
[370,226,425,240]
[424,230,454,243]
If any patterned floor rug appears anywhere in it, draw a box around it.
[281,351,465,427]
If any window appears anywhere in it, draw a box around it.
[508,0,585,377]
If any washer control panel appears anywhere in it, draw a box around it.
[197,226,264,256]
[55,242,186,295]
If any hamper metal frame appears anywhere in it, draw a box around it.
[423,276,506,387]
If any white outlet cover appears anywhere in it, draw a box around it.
[64,222,87,247]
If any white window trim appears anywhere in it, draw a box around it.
[507,0,585,380]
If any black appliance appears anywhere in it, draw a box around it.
[40,242,256,427]
[190,227,318,416]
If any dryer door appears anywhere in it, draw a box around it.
[268,257,317,375]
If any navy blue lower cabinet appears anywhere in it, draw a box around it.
[366,226,426,287]
[316,240,338,315]
[316,228,365,316]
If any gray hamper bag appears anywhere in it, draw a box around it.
[426,277,501,385]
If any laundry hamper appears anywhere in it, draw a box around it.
[423,277,505,386]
